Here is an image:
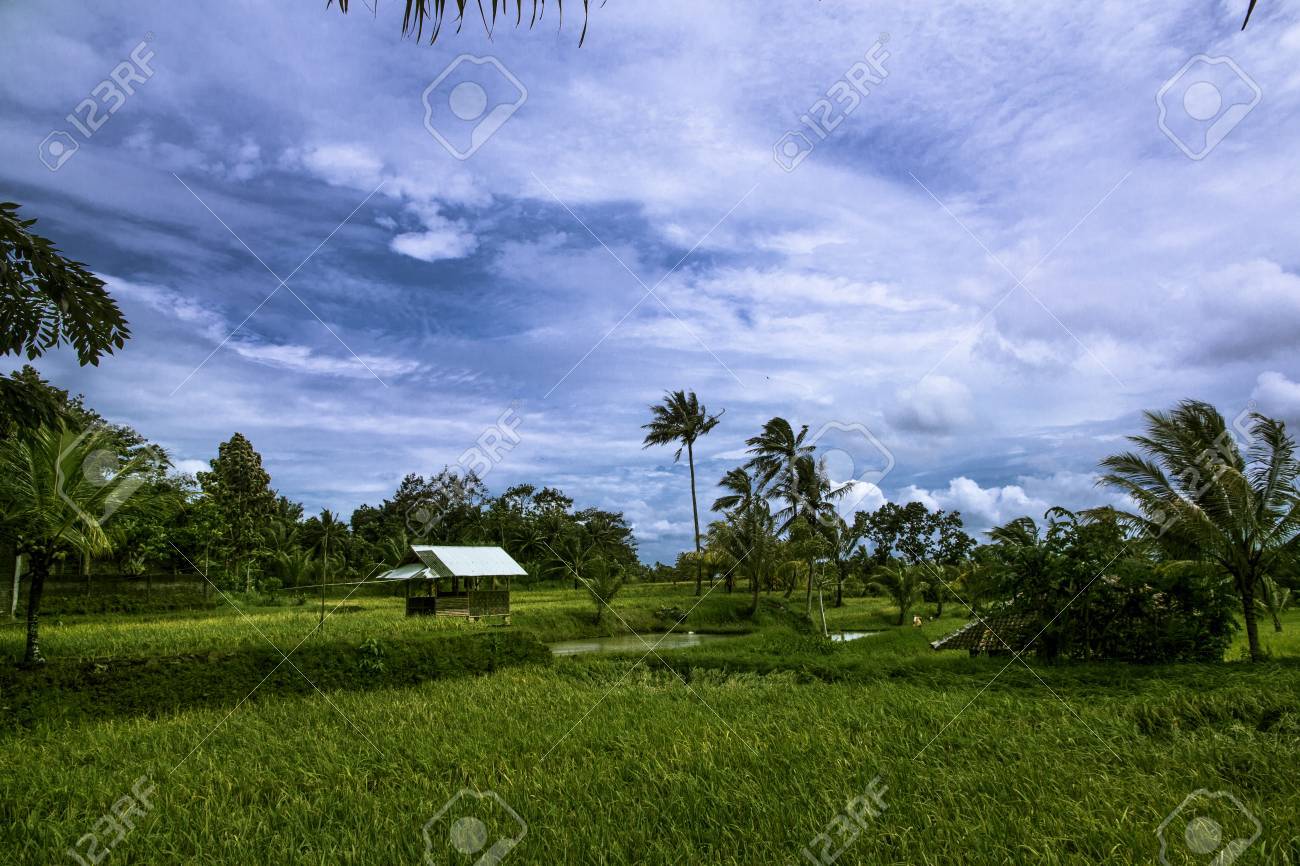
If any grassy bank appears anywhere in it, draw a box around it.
[2,584,1298,864]
[0,582,766,663]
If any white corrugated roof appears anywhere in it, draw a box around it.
[412,545,527,578]
[375,562,432,582]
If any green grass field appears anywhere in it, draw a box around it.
[3,583,1299,864]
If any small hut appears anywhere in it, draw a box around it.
[377,545,524,621]
[930,609,1039,657]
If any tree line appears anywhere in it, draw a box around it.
[0,370,642,663]
[644,391,1299,662]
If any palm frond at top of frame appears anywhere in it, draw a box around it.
[1242,0,1259,29]
[329,0,595,44]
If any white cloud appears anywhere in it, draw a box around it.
[14,0,1300,563]
[173,458,210,477]
[105,275,423,380]
[390,228,478,262]
[1250,371,1300,426]
[897,477,1048,531]
[291,144,483,263]
[298,144,384,189]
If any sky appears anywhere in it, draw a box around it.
[4,1,1299,563]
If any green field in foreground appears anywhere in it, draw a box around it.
[2,583,1299,864]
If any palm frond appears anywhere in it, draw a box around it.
[330,1,592,46]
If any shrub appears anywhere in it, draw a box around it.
[1008,560,1237,663]
[356,637,386,675]
[580,557,625,625]
[2,632,552,727]
[653,605,689,628]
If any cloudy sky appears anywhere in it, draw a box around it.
[4,1,1299,562]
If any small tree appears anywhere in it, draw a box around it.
[0,424,149,664]
[197,433,276,589]
[579,557,624,625]
[707,497,779,613]
[787,520,831,616]
[825,515,864,608]
[867,562,930,627]
[311,509,349,623]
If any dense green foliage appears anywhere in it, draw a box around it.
[983,509,1239,662]
[0,383,641,663]
[0,203,128,365]
[1100,400,1300,661]
[1,630,549,727]
[0,203,129,434]
[197,433,277,589]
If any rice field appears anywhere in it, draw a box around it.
[3,584,1298,864]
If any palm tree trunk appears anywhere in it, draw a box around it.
[805,559,814,615]
[1240,572,1262,661]
[750,566,760,612]
[834,561,845,608]
[688,440,702,597]
[9,553,22,620]
[23,553,50,666]
[320,535,328,625]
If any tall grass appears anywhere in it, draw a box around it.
[2,585,1297,864]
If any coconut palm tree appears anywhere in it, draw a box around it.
[711,466,758,516]
[0,424,148,664]
[707,501,779,612]
[745,417,813,509]
[274,548,317,589]
[577,556,624,625]
[642,390,723,596]
[329,0,1261,45]
[786,518,832,615]
[1099,401,1300,661]
[868,562,931,627]
[745,418,846,531]
[784,453,847,530]
[825,515,864,608]
[313,509,349,623]
[377,529,412,569]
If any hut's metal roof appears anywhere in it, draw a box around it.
[930,609,1039,653]
[412,545,527,578]
[375,562,432,582]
